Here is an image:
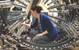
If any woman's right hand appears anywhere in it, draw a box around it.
[21,21,31,28]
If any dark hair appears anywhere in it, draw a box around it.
[31,6,42,13]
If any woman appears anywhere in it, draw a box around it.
[22,6,58,43]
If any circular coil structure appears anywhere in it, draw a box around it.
[0,0,79,50]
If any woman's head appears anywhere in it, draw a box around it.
[31,6,42,18]
[31,6,42,13]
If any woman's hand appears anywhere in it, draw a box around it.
[21,21,26,26]
[21,21,31,28]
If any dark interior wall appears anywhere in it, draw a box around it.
[0,8,10,33]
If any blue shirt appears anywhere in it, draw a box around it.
[40,14,58,40]
[31,14,58,40]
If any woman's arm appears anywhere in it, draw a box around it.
[41,30,48,36]
[36,30,48,36]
